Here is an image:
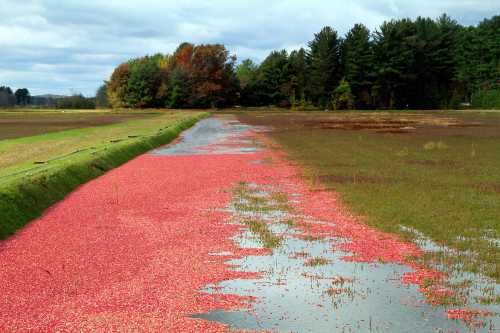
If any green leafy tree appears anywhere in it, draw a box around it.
[14,88,31,106]
[124,55,163,108]
[56,94,95,109]
[236,59,260,105]
[166,68,189,108]
[331,79,354,110]
[236,59,259,88]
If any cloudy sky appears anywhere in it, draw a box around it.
[0,1,498,96]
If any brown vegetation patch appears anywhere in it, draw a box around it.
[447,123,483,128]
[317,174,389,184]
[405,159,458,167]
[304,257,331,267]
[406,159,439,166]
[475,183,500,194]
[376,129,414,134]
[304,119,415,131]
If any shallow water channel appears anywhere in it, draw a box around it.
[156,116,499,332]
[195,185,485,333]
[152,117,260,156]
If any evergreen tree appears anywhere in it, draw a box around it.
[455,15,499,105]
[372,19,417,108]
[409,15,460,108]
[342,24,374,108]
[0,86,16,107]
[288,48,308,105]
[307,26,342,107]
[95,84,109,108]
[258,50,290,106]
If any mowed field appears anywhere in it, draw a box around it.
[237,110,500,285]
[0,109,159,140]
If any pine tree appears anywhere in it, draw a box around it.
[258,50,290,106]
[343,24,374,108]
[455,15,499,105]
[372,19,417,108]
[307,26,342,108]
[288,48,308,104]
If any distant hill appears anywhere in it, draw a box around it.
[33,94,67,99]
[31,94,68,107]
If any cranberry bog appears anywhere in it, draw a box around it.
[237,110,500,283]
[0,110,208,238]
[0,113,498,332]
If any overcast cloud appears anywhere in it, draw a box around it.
[0,0,498,96]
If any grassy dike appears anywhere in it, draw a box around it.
[0,112,209,239]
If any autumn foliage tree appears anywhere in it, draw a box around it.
[107,63,131,108]
[107,43,238,108]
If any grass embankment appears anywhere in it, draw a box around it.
[0,110,209,239]
[237,110,500,282]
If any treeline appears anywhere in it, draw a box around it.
[108,14,498,110]
[0,86,100,109]
[107,43,238,108]
[238,14,499,109]
[55,94,97,109]
[54,89,110,109]
[0,86,101,109]
[0,87,31,107]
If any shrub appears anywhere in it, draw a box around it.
[331,79,354,110]
[472,88,500,109]
[56,94,96,109]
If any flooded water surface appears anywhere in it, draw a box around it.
[160,116,499,332]
[152,117,260,156]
